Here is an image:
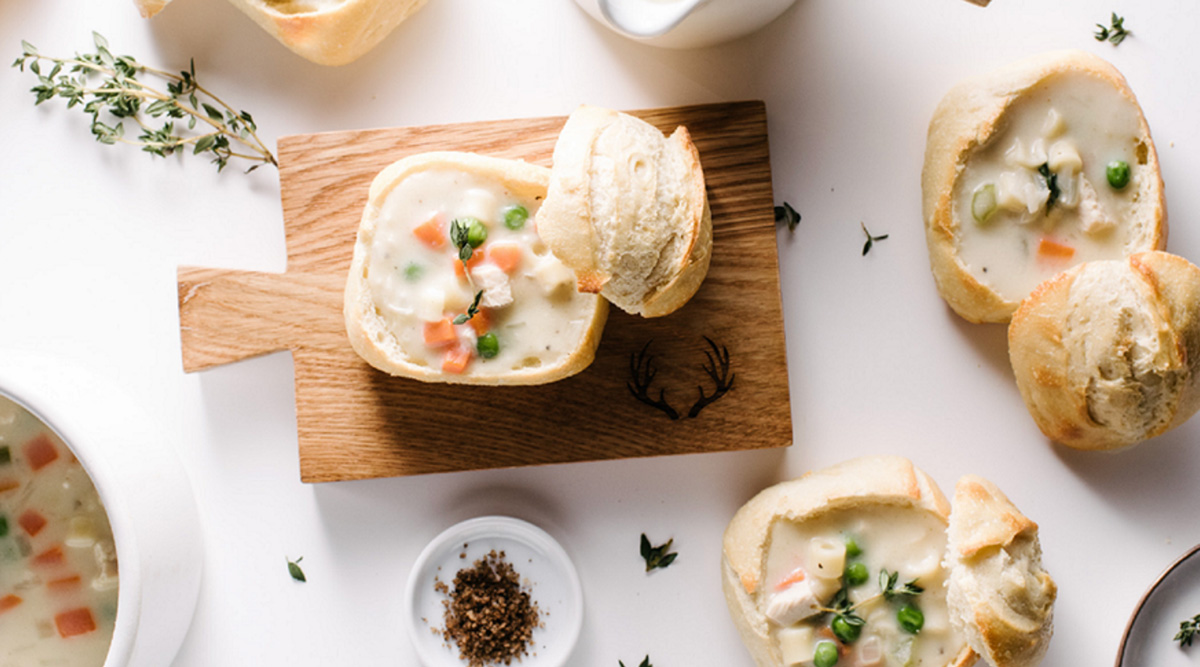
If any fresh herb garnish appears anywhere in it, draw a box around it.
[452,290,483,325]
[0,445,10,465]
[12,32,275,172]
[1037,163,1061,212]
[861,223,888,256]
[1177,614,1200,647]
[1095,12,1131,45]
[287,556,306,583]
[619,657,652,667]
[775,202,801,232]
[640,533,678,572]
[880,568,924,599]
[0,515,8,538]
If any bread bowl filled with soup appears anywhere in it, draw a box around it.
[0,354,202,667]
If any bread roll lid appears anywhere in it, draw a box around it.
[722,457,1054,667]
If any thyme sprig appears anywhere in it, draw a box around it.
[1095,13,1131,45]
[820,569,923,617]
[861,223,888,256]
[1176,613,1200,647]
[640,533,678,572]
[12,32,275,172]
[775,202,801,232]
[619,657,652,667]
[453,291,483,325]
[286,556,306,583]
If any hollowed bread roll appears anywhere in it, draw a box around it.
[536,105,712,317]
[134,0,173,17]
[344,152,608,385]
[721,457,976,667]
[947,476,1056,667]
[225,0,428,66]
[923,50,1165,323]
[1008,251,1200,450]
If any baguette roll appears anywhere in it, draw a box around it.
[1008,251,1200,450]
[344,152,607,385]
[923,50,1165,323]
[537,105,712,317]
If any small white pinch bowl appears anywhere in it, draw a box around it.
[0,353,203,667]
[574,0,797,49]
[405,516,584,667]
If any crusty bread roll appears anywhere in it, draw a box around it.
[1008,251,1200,450]
[947,475,1056,667]
[722,456,976,667]
[923,50,1165,323]
[225,0,428,66]
[536,105,712,318]
[134,0,173,18]
[344,151,607,385]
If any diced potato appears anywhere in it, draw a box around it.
[1047,140,1082,173]
[1041,108,1066,139]
[808,537,845,584]
[65,516,97,548]
[459,187,499,226]
[415,287,445,322]
[855,635,883,666]
[532,256,576,295]
[1004,137,1047,169]
[997,170,1049,216]
[778,626,817,666]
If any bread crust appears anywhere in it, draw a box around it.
[134,0,173,18]
[922,50,1166,323]
[538,105,713,318]
[947,476,1056,667]
[1008,251,1200,450]
[343,151,608,385]
[225,0,428,66]
[720,456,976,667]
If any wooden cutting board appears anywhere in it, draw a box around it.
[177,101,791,482]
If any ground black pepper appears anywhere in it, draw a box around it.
[434,549,541,666]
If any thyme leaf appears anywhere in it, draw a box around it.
[775,202,801,232]
[1095,13,1131,45]
[1038,163,1060,212]
[1177,614,1200,647]
[640,533,678,572]
[12,32,275,172]
[861,222,889,256]
[452,290,483,325]
[619,657,652,667]
[287,556,306,583]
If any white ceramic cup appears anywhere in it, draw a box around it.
[575,0,797,49]
[0,353,203,667]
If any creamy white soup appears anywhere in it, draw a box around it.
[0,395,118,666]
[953,70,1152,304]
[365,168,594,378]
[764,507,964,667]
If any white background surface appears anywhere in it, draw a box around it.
[2,0,1199,665]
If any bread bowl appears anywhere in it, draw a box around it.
[133,0,173,18]
[224,0,428,66]
[344,151,608,385]
[1008,251,1200,451]
[923,50,1166,323]
[722,457,1054,667]
[536,105,712,317]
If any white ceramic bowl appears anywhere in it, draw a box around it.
[0,353,203,667]
[574,0,797,49]
[405,516,583,667]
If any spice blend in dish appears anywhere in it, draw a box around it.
[344,152,607,385]
[0,395,118,665]
[923,50,1165,323]
[434,549,541,667]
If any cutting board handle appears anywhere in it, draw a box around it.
[177,267,346,372]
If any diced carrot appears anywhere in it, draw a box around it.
[469,309,490,336]
[55,607,97,638]
[24,434,59,471]
[423,318,458,348]
[48,575,83,593]
[452,251,485,279]
[33,545,65,567]
[0,478,18,494]
[1037,238,1075,260]
[487,242,523,274]
[442,346,473,375]
[775,567,807,591]
[412,213,447,249]
[19,509,47,537]
[0,594,22,613]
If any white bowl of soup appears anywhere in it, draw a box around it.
[0,354,202,667]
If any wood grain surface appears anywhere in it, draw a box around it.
[177,101,791,482]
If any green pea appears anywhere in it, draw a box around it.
[403,262,424,282]
[831,615,862,644]
[898,602,924,634]
[843,561,869,587]
[476,333,499,359]
[813,640,839,667]
[1107,160,1131,190]
[504,205,529,230]
[467,219,488,247]
[843,536,862,559]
